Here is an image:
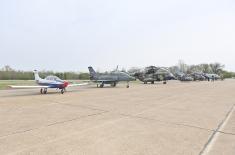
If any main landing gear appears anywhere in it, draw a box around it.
[111,82,117,87]
[97,83,104,88]
[40,88,47,94]
[40,88,66,94]
[126,82,130,88]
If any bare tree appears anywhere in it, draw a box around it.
[199,64,211,73]
[1,65,14,71]
[178,60,188,73]
[210,62,224,74]
[128,67,141,74]
[169,66,180,74]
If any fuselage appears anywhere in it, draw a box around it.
[203,73,220,80]
[91,72,135,83]
[134,72,174,82]
[36,76,68,89]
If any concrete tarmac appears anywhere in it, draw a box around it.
[0,80,234,155]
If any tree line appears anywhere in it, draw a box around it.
[0,66,89,80]
[1,62,235,80]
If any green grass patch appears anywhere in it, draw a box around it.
[0,80,35,90]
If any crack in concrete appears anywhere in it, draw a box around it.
[119,113,214,132]
[0,111,108,139]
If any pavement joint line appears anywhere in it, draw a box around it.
[58,102,108,113]
[118,113,215,132]
[198,104,235,155]
[0,111,108,139]
[38,99,216,133]
[8,114,128,155]
[1,98,234,141]
[33,99,108,112]
[47,111,108,127]
[7,105,216,154]
[217,131,235,136]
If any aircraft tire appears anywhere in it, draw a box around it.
[61,89,64,94]
[163,81,167,84]
[43,88,47,94]
[111,82,116,87]
[40,88,43,94]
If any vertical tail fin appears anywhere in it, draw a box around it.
[88,66,97,80]
[34,70,41,81]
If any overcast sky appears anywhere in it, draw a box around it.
[0,0,235,72]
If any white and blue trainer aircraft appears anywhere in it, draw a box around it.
[9,70,88,94]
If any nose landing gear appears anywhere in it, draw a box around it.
[126,82,130,88]
[111,82,117,87]
[61,89,65,94]
[98,82,104,88]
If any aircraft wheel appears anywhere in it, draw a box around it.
[126,85,129,88]
[111,82,116,87]
[151,81,154,84]
[61,89,64,94]
[40,88,43,94]
[163,81,167,84]
[100,84,104,88]
[43,88,47,94]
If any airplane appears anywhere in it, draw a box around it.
[9,70,88,94]
[190,72,206,81]
[133,66,175,84]
[203,73,221,81]
[88,66,135,88]
[175,72,194,81]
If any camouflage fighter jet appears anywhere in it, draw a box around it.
[88,66,135,88]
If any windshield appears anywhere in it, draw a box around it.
[45,76,62,81]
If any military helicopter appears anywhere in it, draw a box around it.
[133,66,175,84]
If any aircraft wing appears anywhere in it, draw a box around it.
[67,83,89,87]
[95,80,115,82]
[9,85,49,89]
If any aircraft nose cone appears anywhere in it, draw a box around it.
[63,81,69,87]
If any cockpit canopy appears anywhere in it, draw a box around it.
[45,76,63,81]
